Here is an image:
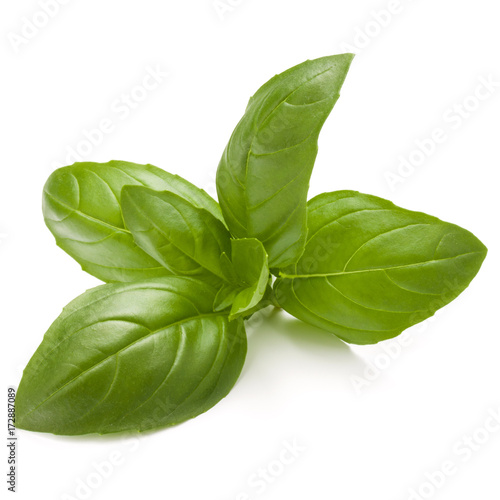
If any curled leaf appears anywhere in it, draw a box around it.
[216,54,354,269]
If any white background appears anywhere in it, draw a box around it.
[1,1,499,499]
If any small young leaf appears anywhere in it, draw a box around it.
[15,277,246,435]
[215,238,269,320]
[214,284,240,312]
[274,191,487,345]
[121,186,231,286]
[216,54,354,269]
[43,161,222,282]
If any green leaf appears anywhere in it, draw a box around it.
[43,160,223,282]
[121,186,231,286]
[214,238,270,320]
[15,277,246,435]
[216,54,354,269]
[121,189,269,315]
[274,191,487,345]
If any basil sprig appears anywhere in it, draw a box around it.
[16,54,487,435]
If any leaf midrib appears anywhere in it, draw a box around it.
[20,312,222,421]
[126,192,226,280]
[280,251,484,279]
[44,191,130,235]
[241,65,339,225]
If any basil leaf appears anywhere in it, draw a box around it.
[15,277,246,435]
[43,160,222,282]
[215,238,270,320]
[216,54,354,269]
[122,188,269,313]
[121,186,231,286]
[274,191,487,345]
